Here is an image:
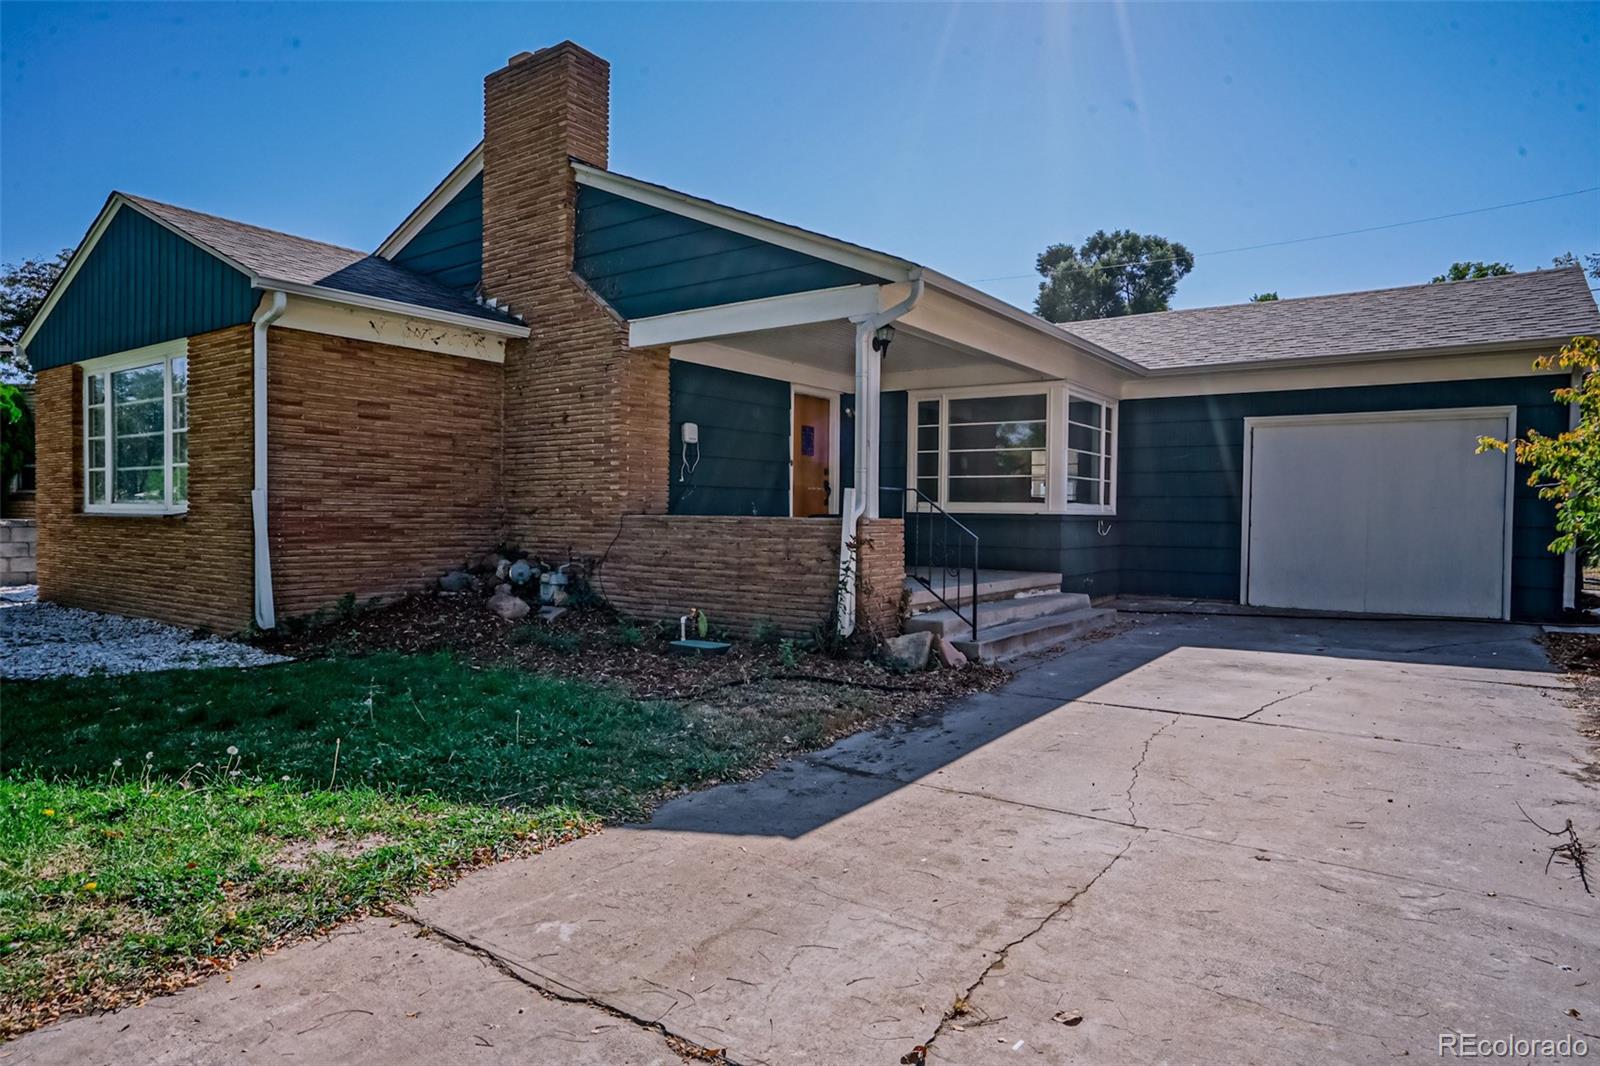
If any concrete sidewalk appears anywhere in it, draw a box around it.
[9,614,1597,1065]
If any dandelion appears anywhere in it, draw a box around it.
[81,881,97,892]
[226,746,239,756]
[112,757,123,768]
[280,775,290,782]
[42,808,55,817]
[145,752,154,760]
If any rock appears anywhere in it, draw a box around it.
[508,559,536,585]
[936,636,968,669]
[538,605,568,624]
[540,570,569,605]
[439,570,473,593]
[494,558,512,581]
[488,592,531,621]
[479,552,506,575]
[880,630,934,673]
[495,583,512,597]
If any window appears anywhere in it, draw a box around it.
[82,342,189,514]
[908,384,1115,514]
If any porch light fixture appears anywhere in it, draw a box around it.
[872,324,896,355]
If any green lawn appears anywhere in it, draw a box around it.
[1,652,778,1037]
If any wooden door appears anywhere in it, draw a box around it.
[792,393,832,516]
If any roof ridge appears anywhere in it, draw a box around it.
[118,191,367,259]
[1071,264,1589,326]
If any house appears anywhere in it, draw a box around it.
[18,42,1600,648]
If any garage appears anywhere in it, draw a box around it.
[1241,408,1515,619]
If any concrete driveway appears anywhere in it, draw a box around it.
[10,614,1597,1065]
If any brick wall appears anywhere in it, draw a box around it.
[855,517,905,639]
[601,515,843,636]
[266,327,503,619]
[0,519,37,584]
[35,325,255,632]
[482,42,669,562]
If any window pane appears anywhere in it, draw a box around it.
[948,394,1047,424]
[88,470,106,503]
[88,374,105,406]
[1067,477,1103,505]
[916,476,938,499]
[916,400,940,426]
[114,467,164,504]
[115,433,164,471]
[1067,399,1103,430]
[1067,450,1102,479]
[171,357,188,395]
[948,421,1046,451]
[112,363,163,404]
[172,392,188,432]
[949,450,1043,478]
[948,476,1036,503]
[115,398,164,436]
[916,452,938,477]
[1068,423,1103,453]
[916,425,939,451]
[88,404,106,438]
[172,465,188,505]
[173,430,188,465]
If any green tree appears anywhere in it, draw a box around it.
[0,382,33,497]
[1250,292,1279,302]
[1551,251,1600,280]
[1431,261,1514,283]
[1478,336,1600,557]
[1034,230,1194,322]
[0,248,72,376]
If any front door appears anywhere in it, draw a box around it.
[792,393,833,516]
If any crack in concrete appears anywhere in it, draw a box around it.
[1240,682,1320,721]
[1124,716,1178,826]
[387,907,744,1066]
[910,840,1138,1062]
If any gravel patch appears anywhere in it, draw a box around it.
[0,587,289,680]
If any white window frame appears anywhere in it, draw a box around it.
[905,380,1117,516]
[80,339,190,516]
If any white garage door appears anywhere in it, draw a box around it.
[1243,408,1513,619]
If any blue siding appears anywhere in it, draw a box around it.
[575,186,885,319]
[669,362,790,516]
[391,174,483,291]
[27,206,256,370]
[840,390,907,513]
[1118,376,1567,619]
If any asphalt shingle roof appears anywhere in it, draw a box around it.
[121,194,516,327]
[1062,267,1600,371]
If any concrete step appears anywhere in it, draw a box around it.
[952,607,1119,664]
[905,591,1092,639]
[905,570,1061,613]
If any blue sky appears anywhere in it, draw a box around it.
[3,2,1597,312]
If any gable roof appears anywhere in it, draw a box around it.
[120,195,518,327]
[376,143,484,261]
[1064,267,1600,372]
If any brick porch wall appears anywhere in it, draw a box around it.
[855,517,905,639]
[482,42,670,562]
[34,325,255,632]
[266,327,503,620]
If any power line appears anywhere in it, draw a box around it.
[976,186,1600,283]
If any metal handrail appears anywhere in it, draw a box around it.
[882,486,979,641]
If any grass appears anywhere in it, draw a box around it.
[0,651,788,1035]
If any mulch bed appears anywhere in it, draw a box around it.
[257,591,1007,715]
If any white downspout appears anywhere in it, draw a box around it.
[837,273,924,637]
[252,290,287,630]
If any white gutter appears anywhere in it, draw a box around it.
[837,273,925,637]
[251,290,287,630]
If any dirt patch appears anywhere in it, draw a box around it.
[276,833,396,872]
[258,592,1006,713]
[1540,633,1600,786]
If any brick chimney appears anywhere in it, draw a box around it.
[481,42,669,560]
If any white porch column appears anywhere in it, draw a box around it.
[855,320,882,520]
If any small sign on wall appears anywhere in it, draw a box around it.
[801,425,816,457]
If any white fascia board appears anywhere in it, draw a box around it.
[258,278,530,338]
[629,285,884,348]
[1121,347,1562,400]
[920,269,1147,376]
[671,341,855,394]
[573,163,915,284]
[376,143,484,259]
[275,295,507,363]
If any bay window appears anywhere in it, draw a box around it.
[907,383,1115,514]
[82,340,189,514]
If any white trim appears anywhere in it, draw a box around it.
[629,285,884,346]
[669,342,854,395]
[252,291,288,630]
[376,144,484,260]
[274,296,507,363]
[904,380,1118,516]
[789,384,841,517]
[1121,348,1565,400]
[81,339,190,517]
[257,278,528,338]
[1239,406,1516,621]
[573,163,915,284]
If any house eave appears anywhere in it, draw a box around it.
[1137,337,1577,376]
[376,143,485,260]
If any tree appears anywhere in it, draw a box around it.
[1034,230,1194,322]
[0,382,33,501]
[1478,336,1600,558]
[1551,251,1600,281]
[0,248,72,376]
[1431,261,1514,283]
[1250,292,1279,302]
